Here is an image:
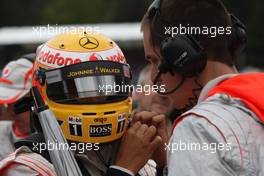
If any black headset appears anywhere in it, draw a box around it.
[147,0,247,80]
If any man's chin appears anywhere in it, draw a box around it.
[151,104,168,114]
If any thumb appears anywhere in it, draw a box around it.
[149,136,162,152]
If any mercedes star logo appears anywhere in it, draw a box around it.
[79,36,99,49]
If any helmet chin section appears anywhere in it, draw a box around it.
[47,97,132,143]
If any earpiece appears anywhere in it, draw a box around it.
[159,35,207,77]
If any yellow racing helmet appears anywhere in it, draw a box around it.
[32,31,132,143]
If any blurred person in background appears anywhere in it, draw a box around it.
[0,54,34,159]
[134,65,174,116]
[240,66,263,73]
[133,64,174,127]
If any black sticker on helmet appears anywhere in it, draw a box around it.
[117,113,126,133]
[89,124,112,137]
[68,116,83,136]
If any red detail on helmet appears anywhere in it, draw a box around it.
[89,53,103,61]
[106,52,125,63]
[38,50,81,67]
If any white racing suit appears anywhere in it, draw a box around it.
[167,74,264,176]
[0,121,28,160]
[0,137,156,176]
[0,146,56,176]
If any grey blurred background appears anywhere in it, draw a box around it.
[0,0,263,81]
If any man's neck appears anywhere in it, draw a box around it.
[199,61,238,86]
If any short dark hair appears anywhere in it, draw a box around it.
[142,0,234,66]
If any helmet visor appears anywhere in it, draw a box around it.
[45,61,131,104]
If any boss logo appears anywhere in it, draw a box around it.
[89,124,112,137]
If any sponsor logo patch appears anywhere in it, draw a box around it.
[94,117,107,123]
[89,124,112,137]
[37,45,127,68]
[117,113,126,133]
[79,36,99,49]
[68,116,82,136]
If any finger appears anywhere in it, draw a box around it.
[151,114,166,127]
[149,136,162,151]
[131,110,148,123]
[143,125,157,142]
[129,121,142,132]
[134,111,158,123]
[131,109,140,119]
[137,124,149,136]
[130,109,141,125]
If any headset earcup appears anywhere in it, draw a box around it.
[160,35,207,77]
[158,60,171,74]
[229,14,247,58]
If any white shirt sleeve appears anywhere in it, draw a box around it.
[167,115,236,176]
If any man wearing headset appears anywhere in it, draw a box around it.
[108,0,264,175]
